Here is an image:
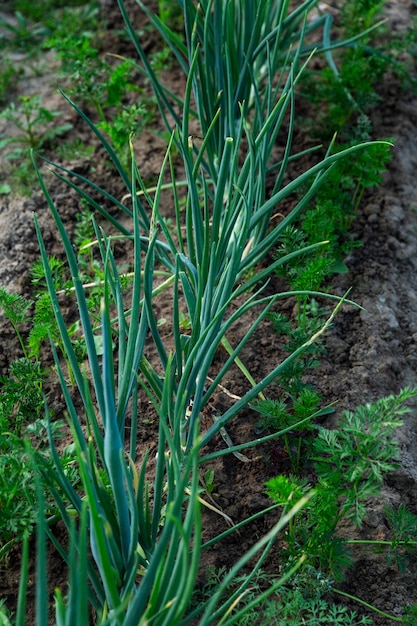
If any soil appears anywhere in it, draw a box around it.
[1,0,417,624]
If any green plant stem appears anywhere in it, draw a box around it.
[221,335,266,400]
[333,588,403,622]
[10,321,28,359]
[56,269,172,295]
[23,109,36,148]
[295,435,302,472]
[15,531,29,626]
[346,539,417,546]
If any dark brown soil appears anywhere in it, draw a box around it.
[1,1,417,624]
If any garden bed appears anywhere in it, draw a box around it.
[1,0,417,624]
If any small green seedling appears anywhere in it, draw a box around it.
[0,286,32,358]
[0,358,44,434]
[253,388,321,471]
[0,94,72,151]
[0,56,22,104]
[0,94,72,193]
[0,11,50,51]
[203,469,217,495]
[384,504,417,571]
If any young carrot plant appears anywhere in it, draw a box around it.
[0,94,72,194]
[0,95,72,151]
[265,388,417,621]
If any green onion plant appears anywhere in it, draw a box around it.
[117,0,381,164]
[37,0,384,260]
[30,144,316,622]
[19,0,392,622]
